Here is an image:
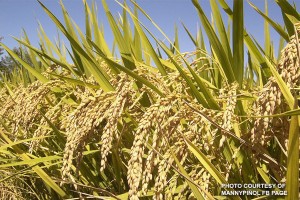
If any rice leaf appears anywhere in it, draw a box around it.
[89,39,164,97]
[119,1,167,76]
[169,145,206,200]
[232,0,244,85]
[0,155,61,168]
[0,130,67,197]
[102,0,135,70]
[159,41,209,107]
[275,0,300,37]
[192,0,235,83]
[38,0,114,92]
[0,43,49,83]
[184,136,227,184]
[248,0,289,42]
[210,0,232,60]
[183,136,242,200]
[285,99,299,200]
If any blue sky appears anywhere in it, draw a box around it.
[0,0,299,59]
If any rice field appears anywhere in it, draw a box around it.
[0,0,299,199]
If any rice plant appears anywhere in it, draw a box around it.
[0,0,299,199]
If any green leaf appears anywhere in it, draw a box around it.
[132,6,143,62]
[182,22,197,46]
[87,0,112,57]
[285,99,299,200]
[0,130,66,197]
[184,137,227,185]
[183,136,242,200]
[210,0,232,61]
[248,1,289,42]
[169,146,206,200]
[192,0,235,83]
[84,1,92,40]
[114,3,216,108]
[89,39,164,97]
[38,0,114,92]
[117,1,168,76]
[22,30,40,73]
[159,41,209,107]
[256,167,270,184]
[0,43,49,83]
[217,0,233,16]
[232,0,244,85]
[174,25,180,54]
[275,0,300,37]
[14,37,79,76]
[218,0,273,81]
[0,136,51,151]
[0,155,61,168]
[102,0,135,70]
[49,73,100,89]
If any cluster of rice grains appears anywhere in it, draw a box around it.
[0,80,68,137]
[125,31,300,199]
[61,74,135,182]
[0,174,26,200]
[126,91,224,199]
[0,29,299,200]
[251,29,300,149]
[219,83,238,148]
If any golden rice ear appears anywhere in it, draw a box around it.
[127,99,165,199]
[251,31,300,147]
[61,89,114,182]
[2,0,300,198]
[219,82,238,148]
[100,76,133,171]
